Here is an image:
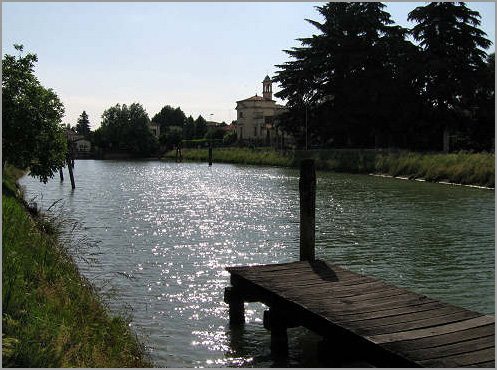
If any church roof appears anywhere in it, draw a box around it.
[262,75,272,82]
[239,94,264,101]
[236,94,272,103]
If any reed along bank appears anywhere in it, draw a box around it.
[165,148,495,188]
[2,167,153,367]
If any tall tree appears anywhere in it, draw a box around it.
[460,52,495,151]
[2,44,67,183]
[183,115,195,140]
[75,111,91,136]
[152,105,186,134]
[408,2,492,151]
[274,2,417,148]
[98,103,158,157]
[159,126,183,150]
[194,115,207,139]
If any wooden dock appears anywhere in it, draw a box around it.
[225,260,495,367]
[224,160,494,367]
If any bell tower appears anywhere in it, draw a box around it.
[262,75,272,100]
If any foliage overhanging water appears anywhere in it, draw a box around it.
[19,160,495,367]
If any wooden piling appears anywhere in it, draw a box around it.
[66,157,75,189]
[175,146,183,162]
[224,287,244,327]
[263,308,290,355]
[59,168,64,182]
[208,145,213,166]
[299,159,316,261]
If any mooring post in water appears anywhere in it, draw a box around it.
[224,287,244,327]
[299,159,316,261]
[264,307,290,356]
[208,144,213,166]
[59,167,64,182]
[66,157,75,189]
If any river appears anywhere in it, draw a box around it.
[19,160,495,367]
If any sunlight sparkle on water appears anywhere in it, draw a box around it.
[18,161,494,367]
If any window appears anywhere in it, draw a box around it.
[254,126,257,137]
[239,111,244,118]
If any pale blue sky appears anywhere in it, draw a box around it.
[2,2,495,129]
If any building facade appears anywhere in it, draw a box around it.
[235,76,287,144]
[148,121,160,138]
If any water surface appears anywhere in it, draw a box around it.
[19,160,495,367]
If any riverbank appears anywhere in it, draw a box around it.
[2,167,153,367]
[163,148,495,188]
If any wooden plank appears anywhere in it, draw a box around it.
[418,347,495,367]
[269,280,402,299]
[233,265,360,283]
[339,302,460,326]
[406,334,495,361]
[470,360,495,368]
[382,324,496,352]
[342,305,480,332]
[236,270,341,285]
[307,297,436,319]
[240,268,369,284]
[367,316,495,344]
[304,289,433,312]
[255,275,379,291]
[227,261,315,273]
[355,310,483,336]
[229,261,367,282]
[278,286,412,308]
[331,301,449,321]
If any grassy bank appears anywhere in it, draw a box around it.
[375,151,495,188]
[2,168,153,367]
[164,148,494,188]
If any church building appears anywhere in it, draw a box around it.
[235,76,287,143]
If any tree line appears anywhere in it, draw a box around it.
[2,44,234,182]
[273,2,494,152]
[86,103,234,156]
[3,2,494,183]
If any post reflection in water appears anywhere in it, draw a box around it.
[19,160,494,367]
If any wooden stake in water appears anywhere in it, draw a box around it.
[299,159,315,261]
[66,157,75,189]
[208,145,213,166]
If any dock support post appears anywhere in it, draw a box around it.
[59,168,64,182]
[299,159,315,261]
[208,145,213,166]
[264,308,288,356]
[66,157,75,189]
[224,287,244,327]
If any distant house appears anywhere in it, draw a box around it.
[65,129,84,143]
[235,75,288,145]
[65,129,91,157]
[148,121,160,138]
[206,121,221,129]
[74,138,91,153]
[206,121,235,132]
[220,124,236,132]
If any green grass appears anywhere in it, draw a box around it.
[375,151,495,188]
[166,147,294,167]
[2,172,153,367]
[164,148,494,188]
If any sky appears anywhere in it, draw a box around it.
[2,2,495,130]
